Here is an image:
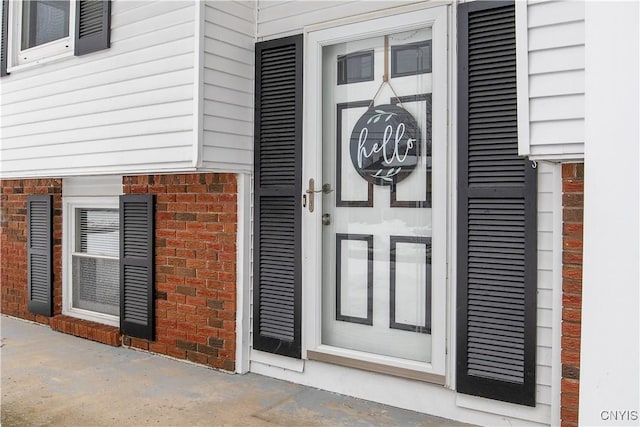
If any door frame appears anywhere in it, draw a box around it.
[302,5,450,379]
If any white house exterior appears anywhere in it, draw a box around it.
[0,1,637,426]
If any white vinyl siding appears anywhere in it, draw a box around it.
[201,1,255,173]
[0,1,197,178]
[535,161,556,412]
[520,0,585,160]
[257,1,419,40]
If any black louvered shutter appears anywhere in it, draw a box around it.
[457,1,537,407]
[253,35,303,358]
[27,195,53,316]
[75,0,111,56]
[120,194,154,340]
[1,0,8,77]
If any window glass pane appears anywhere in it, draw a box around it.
[72,256,119,316]
[391,41,432,77]
[78,209,119,257]
[337,50,374,85]
[22,0,70,50]
[72,208,119,318]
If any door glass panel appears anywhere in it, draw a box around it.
[321,29,433,363]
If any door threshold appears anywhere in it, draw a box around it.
[307,349,446,385]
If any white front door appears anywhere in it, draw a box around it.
[304,7,449,377]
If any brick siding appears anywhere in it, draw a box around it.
[0,179,62,324]
[122,173,237,371]
[50,315,120,346]
[561,163,584,427]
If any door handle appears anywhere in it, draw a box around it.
[305,178,320,212]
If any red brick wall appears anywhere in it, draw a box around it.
[122,173,237,371]
[561,163,584,427]
[0,179,63,324]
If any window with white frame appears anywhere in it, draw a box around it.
[7,0,75,67]
[65,198,120,326]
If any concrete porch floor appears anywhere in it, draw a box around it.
[1,315,470,426]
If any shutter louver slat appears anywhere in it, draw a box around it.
[27,195,53,316]
[257,197,296,342]
[467,8,515,22]
[29,205,48,248]
[120,194,154,340]
[30,254,49,303]
[123,265,149,324]
[122,202,149,258]
[469,65,516,77]
[253,35,302,358]
[78,1,104,36]
[457,1,537,407]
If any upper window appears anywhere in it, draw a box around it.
[10,0,75,67]
[1,0,110,75]
[21,0,70,50]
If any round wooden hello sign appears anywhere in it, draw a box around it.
[349,104,421,186]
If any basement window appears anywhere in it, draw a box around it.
[64,198,120,327]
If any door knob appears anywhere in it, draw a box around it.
[321,183,333,194]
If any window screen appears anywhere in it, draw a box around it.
[21,0,70,50]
